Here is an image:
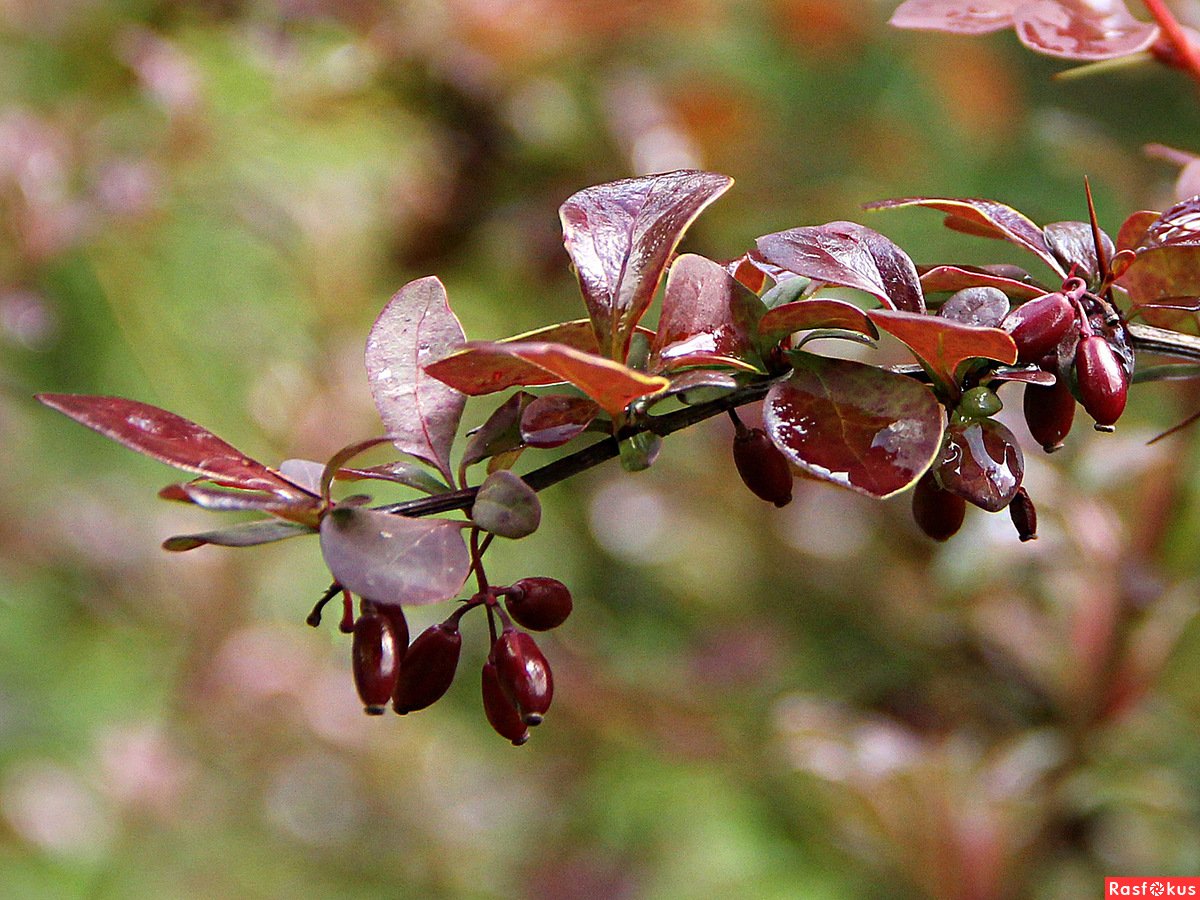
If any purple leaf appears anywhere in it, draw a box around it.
[471,470,541,539]
[560,170,733,360]
[1013,0,1158,61]
[765,353,944,499]
[319,507,470,607]
[937,287,1011,327]
[366,276,466,485]
[163,519,315,552]
[758,298,879,347]
[335,461,449,495]
[461,391,536,470]
[1043,220,1113,281]
[866,197,1063,276]
[918,264,1045,301]
[36,394,309,496]
[650,254,765,373]
[755,221,925,312]
[935,418,1024,512]
[158,483,320,525]
[890,0,1019,34]
[520,394,600,448]
[1136,196,1200,249]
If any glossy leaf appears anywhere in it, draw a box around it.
[366,277,466,484]
[424,320,608,395]
[868,309,1018,390]
[1134,196,1200,249]
[1043,220,1113,283]
[36,394,308,496]
[158,482,319,523]
[441,341,668,417]
[1116,210,1160,252]
[890,0,1018,34]
[335,461,449,495]
[461,391,536,470]
[918,264,1044,301]
[759,298,878,347]
[756,221,925,312]
[650,254,765,373]
[986,365,1057,386]
[318,507,470,607]
[163,519,315,552]
[937,287,1010,328]
[867,197,1062,275]
[520,395,600,448]
[560,170,733,360]
[935,418,1024,512]
[764,352,944,499]
[1013,1,1158,61]
[1120,246,1200,310]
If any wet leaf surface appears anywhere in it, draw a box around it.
[366,276,466,484]
[650,254,764,373]
[1043,220,1112,283]
[759,298,878,347]
[918,264,1045,300]
[461,391,536,470]
[560,170,733,360]
[520,395,600,448]
[936,287,1011,328]
[319,507,470,607]
[36,393,308,496]
[868,309,1017,390]
[1013,0,1158,61]
[756,221,924,312]
[764,352,944,499]
[936,418,1024,512]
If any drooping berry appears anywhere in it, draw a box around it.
[481,660,529,746]
[911,471,966,542]
[1023,380,1075,452]
[956,386,1003,420]
[377,603,410,665]
[732,427,793,507]
[505,577,573,631]
[1001,291,1076,362]
[392,621,462,714]
[492,629,554,726]
[1074,335,1129,429]
[1008,487,1037,542]
[352,612,400,715]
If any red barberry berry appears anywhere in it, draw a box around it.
[1074,335,1128,429]
[911,471,966,542]
[504,577,573,631]
[1008,487,1037,542]
[481,660,529,746]
[1002,291,1076,362]
[392,620,462,714]
[492,629,554,726]
[732,427,793,507]
[1023,380,1075,453]
[352,612,400,715]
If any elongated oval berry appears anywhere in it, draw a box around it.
[1002,292,1076,362]
[732,427,793,507]
[352,612,400,715]
[1023,380,1075,452]
[911,471,966,542]
[392,621,462,714]
[481,660,529,746]
[505,577,573,631]
[1074,335,1128,429]
[493,629,553,726]
[1008,487,1037,542]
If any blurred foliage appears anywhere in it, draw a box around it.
[4,0,1200,898]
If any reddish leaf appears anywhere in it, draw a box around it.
[756,222,925,312]
[726,254,768,293]
[318,507,470,607]
[335,461,449,495]
[158,482,320,525]
[36,394,308,496]
[436,342,667,417]
[986,365,1057,386]
[918,264,1045,300]
[650,254,765,373]
[424,320,604,395]
[1119,245,1200,310]
[461,391,536,470]
[868,309,1018,390]
[366,277,466,485]
[1043,220,1113,281]
[890,0,1018,34]
[867,197,1062,275]
[559,170,733,360]
[1136,196,1200,249]
[935,418,1024,512]
[163,519,316,552]
[764,353,944,499]
[1117,210,1159,252]
[1013,0,1158,61]
[520,395,600,448]
[937,287,1011,328]
[759,299,878,347]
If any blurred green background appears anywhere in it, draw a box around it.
[4,1,1200,897]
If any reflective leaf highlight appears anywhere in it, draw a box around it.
[765,353,944,499]
[935,418,1024,512]
[868,309,1017,390]
[366,276,466,484]
[520,395,599,448]
[1013,0,1158,61]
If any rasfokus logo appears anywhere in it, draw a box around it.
[1106,878,1200,896]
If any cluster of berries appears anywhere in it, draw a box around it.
[326,577,572,745]
[912,277,1133,544]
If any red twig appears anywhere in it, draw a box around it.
[1144,0,1200,85]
